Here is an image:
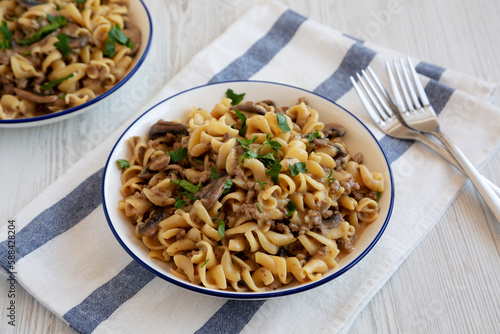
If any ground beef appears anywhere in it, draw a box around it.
[239,203,261,221]
[352,152,363,164]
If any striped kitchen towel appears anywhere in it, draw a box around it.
[1,1,499,333]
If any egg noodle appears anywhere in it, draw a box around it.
[0,0,140,119]
[117,91,385,292]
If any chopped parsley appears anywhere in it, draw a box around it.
[116,159,130,170]
[41,73,74,90]
[54,33,72,57]
[209,166,221,179]
[256,180,267,189]
[266,161,282,184]
[170,179,202,194]
[289,162,308,176]
[225,89,245,105]
[174,196,187,209]
[222,178,233,195]
[326,169,335,186]
[17,15,67,45]
[376,190,381,202]
[258,133,281,155]
[0,20,13,50]
[256,203,263,213]
[168,147,187,163]
[200,259,209,268]
[276,113,291,133]
[104,23,134,58]
[307,131,322,142]
[234,109,247,136]
[217,220,226,239]
[285,200,297,217]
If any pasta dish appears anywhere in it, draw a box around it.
[0,0,140,119]
[117,90,385,292]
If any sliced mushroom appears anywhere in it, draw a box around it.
[67,36,89,49]
[137,210,167,237]
[149,120,189,139]
[316,214,342,235]
[230,101,267,115]
[139,154,171,179]
[195,176,229,209]
[123,21,141,57]
[313,138,335,148]
[13,87,58,104]
[256,99,281,113]
[323,123,346,138]
[165,164,185,177]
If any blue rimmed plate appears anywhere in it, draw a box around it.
[102,80,395,299]
[0,0,152,128]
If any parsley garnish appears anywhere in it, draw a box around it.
[276,113,291,133]
[256,203,263,213]
[234,109,247,136]
[225,89,245,105]
[289,162,308,176]
[41,73,74,90]
[17,15,67,45]
[285,201,297,217]
[194,158,204,165]
[210,166,221,179]
[0,20,13,49]
[266,161,282,184]
[326,169,335,186]
[116,159,130,170]
[222,178,233,195]
[54,33,71,57]
[308,131,322,142]
[168,147,187,163]
[170,179,202,194]
[258,133,281,155]
[217,220,226,239]
[174,196,187,209]
[237,136,259,163]
[376,190,381,202]
[103,23,134,58]
[200,259,209,268]
[256,180,267,189]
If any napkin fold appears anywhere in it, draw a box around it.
[1,1,499,333]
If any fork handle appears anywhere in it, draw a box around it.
[431,129,500,222]
[415,133,500,196]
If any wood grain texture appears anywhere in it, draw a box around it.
[1,0,499,333]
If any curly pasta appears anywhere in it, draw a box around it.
[0,0,141,119]
[117,91,385,292]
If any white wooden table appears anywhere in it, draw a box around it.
[1,0,499,333]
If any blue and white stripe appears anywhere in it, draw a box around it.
[2,4,495,334]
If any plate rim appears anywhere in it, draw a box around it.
[101,79,395,300]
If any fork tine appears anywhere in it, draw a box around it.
[350,76,386,127]
[391,60,414,112]
[366,66,398,115]
[386,61,406,113]
[406,57,430,106]
[355,72,391,122]
[399,58,421,109]
[361,68,394,119]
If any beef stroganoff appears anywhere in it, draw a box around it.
[0,0,140,119]
[117,90,385,292]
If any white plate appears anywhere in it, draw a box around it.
[102,80,395,299]
[0,0,152,128]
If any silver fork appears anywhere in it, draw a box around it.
[349,67,500,197]
[374,58,500,221]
